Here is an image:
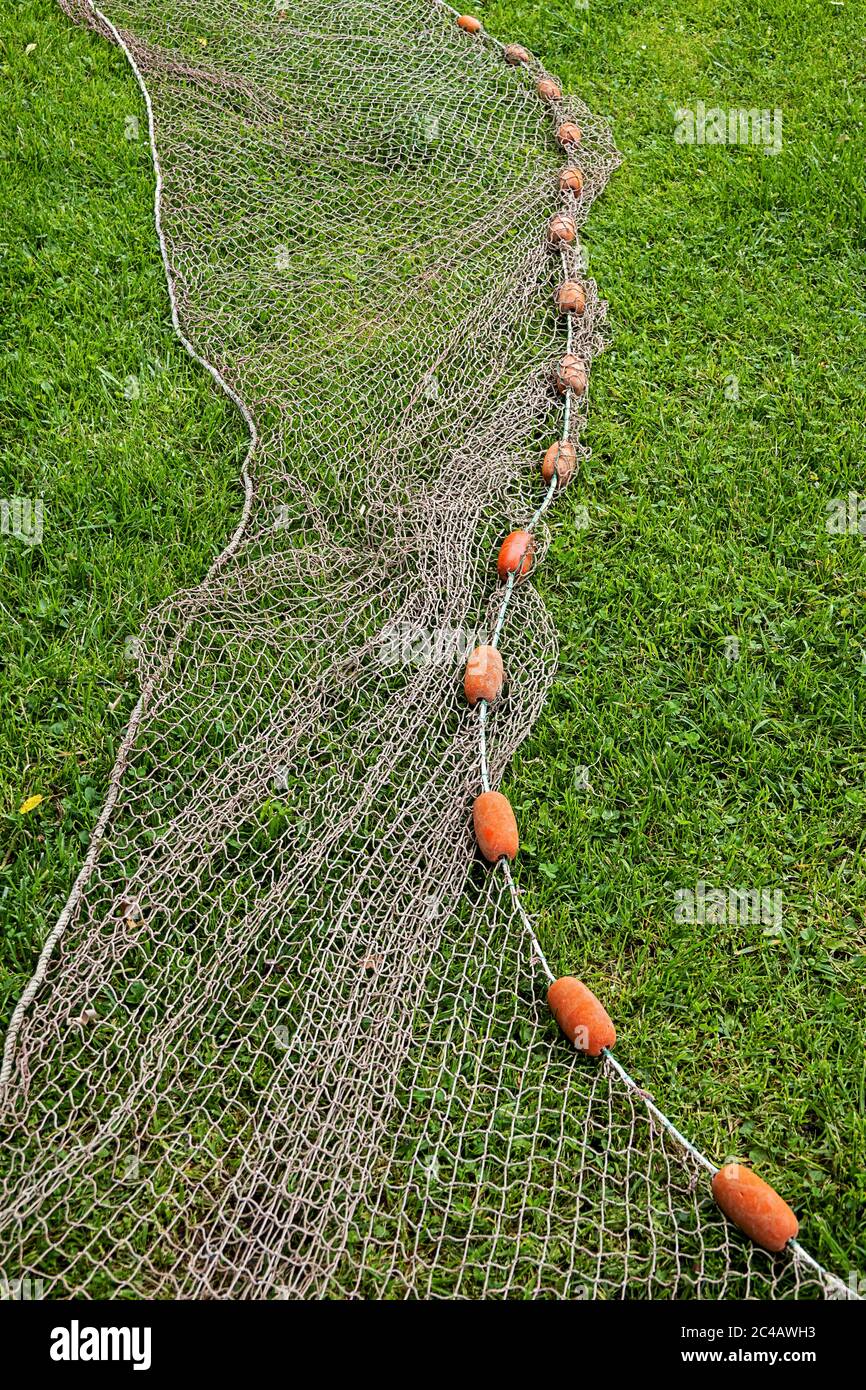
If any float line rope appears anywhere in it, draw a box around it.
[458,9,857,1300]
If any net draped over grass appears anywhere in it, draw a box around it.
[0,0,863,1297]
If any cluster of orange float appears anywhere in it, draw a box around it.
[452,15,799,1257]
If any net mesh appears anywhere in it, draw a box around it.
[0,0,847,1299]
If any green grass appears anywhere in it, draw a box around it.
[1,0,865,1289]
[487,0,866,1275]
[0,2,247,1007]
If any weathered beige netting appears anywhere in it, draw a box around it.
[0,0,850,1299]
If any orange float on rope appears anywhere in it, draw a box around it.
[464,644,504,705]
[456,14,482,33]
[711,1164,799,1253]
[556,121,582,147]
[497,529,534,582]
[555,280,586,315]
[537,77,562,102]
[473,790,519,863]
[542,440,576,488]
[504,43,532,65]
[547,977,616,1056]
[559,166,584,196]
[554,353,587,396]
[548,212,576,247]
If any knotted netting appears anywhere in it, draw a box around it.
[0,0,851,1299]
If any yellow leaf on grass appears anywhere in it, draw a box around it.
[19,794,44,815]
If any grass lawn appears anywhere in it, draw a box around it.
[0,2,247,1005]
[1,0,865,1289]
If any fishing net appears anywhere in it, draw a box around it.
[0,0,850,1299]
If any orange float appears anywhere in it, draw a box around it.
[537,77,561,102]
[473,791,519,862]
[548,212,576,247]
[555,280,586,315]
[496,529,534,582]
[711,1164,799,1252]
[542,440,576,488]
[554,354,587,396]
[456,15,481,33]
[559,167,584,196]
[556,122,582,147]
[503,43,531,65]
[464,645,504,705]
[547,977,616,1056]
